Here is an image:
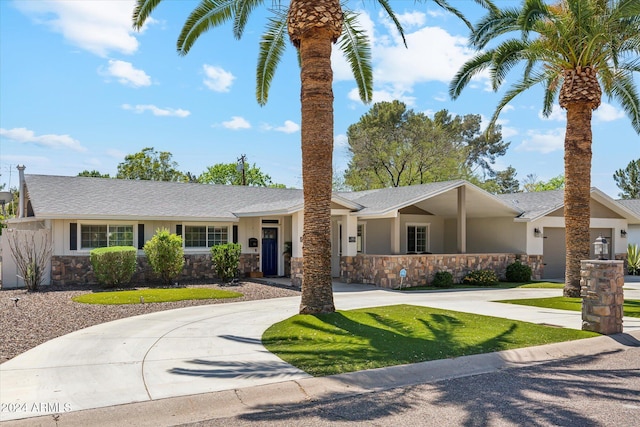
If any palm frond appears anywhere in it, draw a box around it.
[488,71,547,128]
[177,0,235,55]
[375,0,407,47]
[608,72,640,134]
[449,50,494,99]
[133,0,163,30]
[234,0,265,39]
[256,10,288,106]
[339,10,373,103]
[471,7,520,49]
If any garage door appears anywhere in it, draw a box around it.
[542,227,613,280]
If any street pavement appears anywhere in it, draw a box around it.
[1,280,639,426]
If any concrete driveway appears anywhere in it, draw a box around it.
[1,281,639,423]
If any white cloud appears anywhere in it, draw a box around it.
[538,104,566,122]
[203,65,235,92]
[397,11,426,29]
[222,116,251,130]
[594,102,625,122]
[273,120,300,134]
[121,104,190,117]
[495,119,518,139]
[347,87,417,106]
[517,128,565,154]
[0,127,87,152]
[104,60,151,87]
[334,134,348,148]
[15,0,145,57]
[106,149,126,159]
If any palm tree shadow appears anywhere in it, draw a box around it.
[233,350,640,425]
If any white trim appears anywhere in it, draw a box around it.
[406,223,430,253]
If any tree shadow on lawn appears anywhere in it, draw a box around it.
[231,350,640,426]
[264,307,530,376]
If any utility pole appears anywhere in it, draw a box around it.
[236,154,247,186]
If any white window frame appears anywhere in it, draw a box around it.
[182,223,231,249]
[406,223,430,253]
[79,222,135,250]
[357,222,366,253]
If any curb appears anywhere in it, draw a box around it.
[3,330,639,427]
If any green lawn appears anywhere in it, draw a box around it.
[72,288,243,304]
[497,296,640,318]
[403,281,564,291]
[262,304,598,376]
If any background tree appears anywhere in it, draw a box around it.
[450,0,640,297]
[78,170,110,178]
[116,147,186,182]
[134,0,491,314]
[522,174,565,192]
[613,159,640,199]
[480,166,520,194]
[344,101,508,190]
[198,162,282,187]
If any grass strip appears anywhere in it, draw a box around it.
[403,281,564,291]
[496,296,640,318]
[262,304,598,377]
[72,288,243,305]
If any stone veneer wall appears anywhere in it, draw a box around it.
[340,253,543,289]
[580,260,624,334]
[290,257,303,288]
[50,253,260,286]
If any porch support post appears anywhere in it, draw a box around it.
[457,186,467,254]
[391,214,401,254]
[342,214,358,257]
[292,210,304,258]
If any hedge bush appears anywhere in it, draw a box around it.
[211,243,242,283]
[143,228,184,286]
[506,261,532,282]
[432,271,454,288]
[462,269,498,287]
[90,246,137,288]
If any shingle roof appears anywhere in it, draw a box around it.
[618,199,640,215]
[338,180,464,215]
[24,175,305,220]
[494,190,565,220]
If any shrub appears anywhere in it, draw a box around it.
[628,243,640,275]
[462,269,498,287]
[505,261,532,282]
[211,243,242,283]
[90,246,137,288]
[143,228,184,286]
[431,271,454,288]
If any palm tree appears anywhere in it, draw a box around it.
[133,0,490,313]
[450,0,640,297]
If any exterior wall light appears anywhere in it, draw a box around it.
[593,234,609,260]
[621,229,627,238]
[534,227,542,237]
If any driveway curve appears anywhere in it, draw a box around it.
[1,283,639,422]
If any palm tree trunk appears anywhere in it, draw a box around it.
[297,28,337,314]
[563,104,593,297]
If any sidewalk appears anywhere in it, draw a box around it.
[1,281,639,425]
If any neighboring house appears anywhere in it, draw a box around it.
[618,199,640,247]
[2,168,638,289]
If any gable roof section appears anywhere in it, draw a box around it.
[339,180,522,218]
[496,189,640,222]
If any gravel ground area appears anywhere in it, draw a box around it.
[0,281,300,363]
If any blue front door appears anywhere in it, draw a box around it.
[262,228,278,276]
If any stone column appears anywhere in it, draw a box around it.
[580,260,624,334]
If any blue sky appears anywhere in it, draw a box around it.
[1,0,638,198]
